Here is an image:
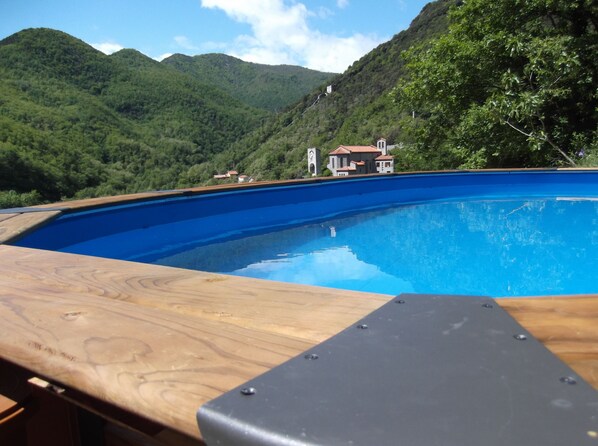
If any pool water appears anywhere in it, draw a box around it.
[148,197,598,297]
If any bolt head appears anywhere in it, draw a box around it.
[304,353,319,360]
[357,324,369,329]
[240,387,256,396]
[514,334,527,341]
[395,299,406,304]
[482,303,494,309]
[560,376,577,385]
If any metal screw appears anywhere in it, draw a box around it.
[482,303,493,309]
[513,334,527,341]
[240,387,256,396]
[560,376,577,385]
[357,324,369,329]
[304,353,319,360]
[395,299,406,304]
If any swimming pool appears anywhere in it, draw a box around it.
[14,170,598,297]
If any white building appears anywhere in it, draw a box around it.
[307,147,321,176]
[214,170,247,182]
[376,155,394,173]
[327,138,394,177]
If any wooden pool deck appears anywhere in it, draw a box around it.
[1,180,597,445]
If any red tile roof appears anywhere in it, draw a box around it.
[329,145,382,155]
[227,170,239,175]
[337,166,357,171]
[352,161,366,166]
[375,155,394,161]
[329,147,351,155]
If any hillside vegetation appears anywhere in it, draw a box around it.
[1,0,595,207]
[163,53,335,112]
[394,0,597,170]
[0,29,332,207]
[191,0,452,182]
[193,0,596,182]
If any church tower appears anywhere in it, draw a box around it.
[307,148,321,176]
[377,138,388,155]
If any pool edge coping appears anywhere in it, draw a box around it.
[2,168,596,245]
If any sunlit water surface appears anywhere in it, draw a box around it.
[149,198,598,297]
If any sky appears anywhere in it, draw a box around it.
[1,0,431,73]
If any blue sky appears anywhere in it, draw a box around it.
[1,0,431,73]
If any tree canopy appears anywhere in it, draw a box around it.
[163,53,334,113]
[394,0,597,170]
[0,28,330,208]
[193,0,452,183]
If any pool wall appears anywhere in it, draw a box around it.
[13,170,598,261]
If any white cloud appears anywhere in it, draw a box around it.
[233,246,414,292]
[232,46,295,66]
[337,0,349,8]
[91,42,124,55]
[154,53,174,61]
[200,0,383,72]
[303,33,378,73]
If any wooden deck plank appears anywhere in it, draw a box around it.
[0,214,18,224]
[0,211,61,244]
[0,246,597,440]
[28,179,326,212]
[0,246,389,343]
[34,191,186,210]
[498,295,598,388]
[0,274,312,439]
[25,170,547,215]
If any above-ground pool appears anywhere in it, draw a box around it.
[14,170,598,297]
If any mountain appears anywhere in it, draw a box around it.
[163,53,335,112]
[0,28,330,207]
[193,0,452,182]
[0,1,452,208]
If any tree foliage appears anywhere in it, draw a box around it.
[195,0,452,182]
[394,0,597,169]
[5,0,593,209]
[0,29,269,206]
[163,53,335,112]
[0,29,339,208]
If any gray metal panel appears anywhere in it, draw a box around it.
[197,294,598,446]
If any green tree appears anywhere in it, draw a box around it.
[394,0,597,169]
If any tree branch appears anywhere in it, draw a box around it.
[503,119,577,166]
[540,120,577,166]
[504,119,534,138]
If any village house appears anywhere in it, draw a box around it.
[213,170,253,183]
[327,138,394,176]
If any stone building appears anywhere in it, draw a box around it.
[327,138,394,176]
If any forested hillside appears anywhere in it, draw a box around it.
[0,28,269,206]
[0,28,332,207]
[194,0,596,182]
[1,0,595,207]
[394,0,597,170]
[163,53,334,112]
[191,0,452,182]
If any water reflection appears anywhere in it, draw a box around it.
[234,246,414,293]
[152,198,598,297]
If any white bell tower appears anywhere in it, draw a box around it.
[307,147,321,177]
[377,138,388,155]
